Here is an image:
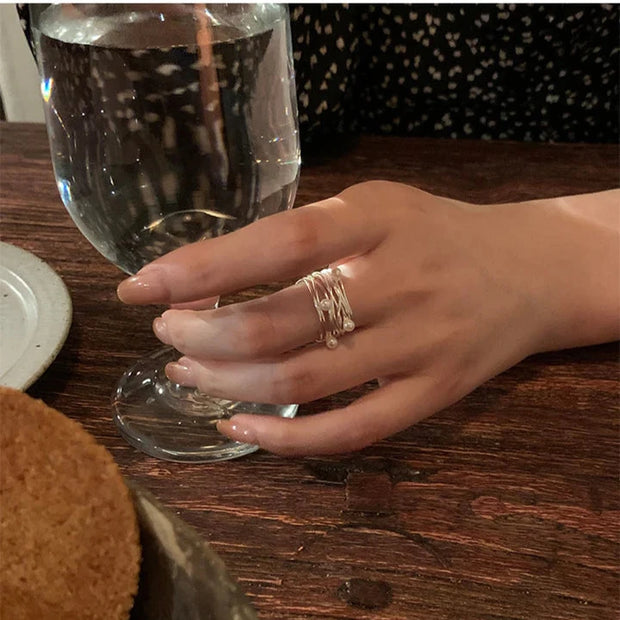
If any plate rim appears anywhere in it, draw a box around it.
[0,242,72,390]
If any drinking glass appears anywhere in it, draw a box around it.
[31,4,300,461]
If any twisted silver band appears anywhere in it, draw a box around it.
[297,267,355,349]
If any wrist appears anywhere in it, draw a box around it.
[498,193,620,352]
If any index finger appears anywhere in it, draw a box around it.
[117,195,383,305]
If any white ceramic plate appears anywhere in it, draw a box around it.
[0,242,72,390]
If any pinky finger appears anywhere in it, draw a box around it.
[216,374,448,456]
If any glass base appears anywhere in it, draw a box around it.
[112,347,298,462]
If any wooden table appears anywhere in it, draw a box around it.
[1,122,618,619]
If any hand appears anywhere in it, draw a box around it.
[117,181,618,455]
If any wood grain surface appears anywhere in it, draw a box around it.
[1,122,619,619]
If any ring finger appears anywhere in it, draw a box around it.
[153,258,380,361]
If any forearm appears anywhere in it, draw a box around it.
[504,189,620,351]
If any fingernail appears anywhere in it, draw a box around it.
[117,265,169,304]
[217,418,258,445]
[165,359,195,385]
[153,316,171,344]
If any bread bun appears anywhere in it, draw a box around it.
[0,387,140,619]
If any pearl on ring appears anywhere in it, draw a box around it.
[297,266,355,351]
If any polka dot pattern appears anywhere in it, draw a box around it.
[291,4,619,144]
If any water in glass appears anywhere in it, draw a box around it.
[35,4,300,274]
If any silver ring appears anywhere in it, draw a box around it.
[297,267,355,349]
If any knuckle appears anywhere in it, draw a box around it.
[227,321,259,357]
[339,180,417,219]
[282,211,321,259]
[269,362,316,404]
[340,180,393,200]
[341,416,375,451]
[231,311,277,358]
